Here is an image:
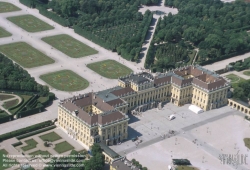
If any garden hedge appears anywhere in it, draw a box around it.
[0,120,53,141]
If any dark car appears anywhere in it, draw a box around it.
[131,137,138,142]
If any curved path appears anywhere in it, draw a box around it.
[0,93,22,115]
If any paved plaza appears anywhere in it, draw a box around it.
[110,103,250,170]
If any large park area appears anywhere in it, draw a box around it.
[87,59,133,79]
[0,2,20,13]
[0,42,55,68]
[42,34,98,58]
[40,70,89,91]
[7,14,54,32]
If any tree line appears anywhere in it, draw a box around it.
[0,53,49,96]
[146,0,250,71]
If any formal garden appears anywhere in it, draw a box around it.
[42,34,98,58]
[87,60,132,79]
[21,139,38,151]
[0,27,12,38]
[0,149,19,169]
[7,14,54,32]
[0,2,20,13]
[243,70,250,76]
[0,42,54,68]
[54,141,74,154]
[40,70,89,91]
[39,132,62,142]
[0,94,15,101]
[225,74,245,86]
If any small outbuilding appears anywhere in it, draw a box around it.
[188,105,204,114]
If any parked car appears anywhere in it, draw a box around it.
[168,114,175,121]
[131,137,138,142]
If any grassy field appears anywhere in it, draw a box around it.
[21,139,38,151]
[0,2,20,13]
[29,150,51,158]
[39,132,62,142]
[0,149,19,169]
[243,70,250,76]
[9,95,31,114]
[0,42,54,68]
[0,27,12,38]
[87,60,132,79]
[176,166,199,170]
[0,94,15,101]
[2,99,19,109]
[0,109,9,118]
[54,141,74,154]
[225,74,245,88]
[244,138,250,149]
[40,70,89,91]
[42,34,98,58]
[7,15,54,32]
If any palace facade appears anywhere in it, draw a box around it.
[58,65,230,148]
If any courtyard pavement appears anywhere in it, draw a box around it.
[110,103,250,170]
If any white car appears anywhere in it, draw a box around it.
[168,114,175,121]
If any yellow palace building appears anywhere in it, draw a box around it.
[58,65,230,148]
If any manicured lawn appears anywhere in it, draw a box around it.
[243,70,250,76]
[87,60,133,79]
[0,94,15,101]
[29,150,51,158]
[0,27,12,38]
[0,109,9,118]
[9,95,31,114]
[0,149,19,169]
[42,34,98,58]
[39,132,62,142]
[40,70,89,91]
[244,138,250,149]
[21,139,38,151]
[7,15,54,32]
[54,141,74,154]
[176,166,199,170]
[0,2,20,13]
[225,74,246,88]
[3,99,19,109]
[0,42,54,68]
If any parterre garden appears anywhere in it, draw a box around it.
[0,2,20,13]
[2,99,19,109]
[40,70,89,91]
[0,27,12,38]
[54,141,74,154]
[0,94,15,101]
[87,60,132,79]
[243,70,250,76]
[7,14,54,32]
[42,34,98,58]
[21,138,38,151]
[225,74,246,88]
[39,132,62,142]
[0,149,19,169]
[0,42,55,68]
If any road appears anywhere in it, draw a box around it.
[137,0,178,68]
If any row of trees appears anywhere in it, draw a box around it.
[233,80,250,100]
[44,144,104,170]
[0,53,49,96]
[229,57,250,71]
[146,0,250,71]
